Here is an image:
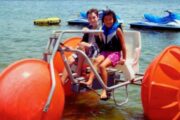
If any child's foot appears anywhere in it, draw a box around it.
[79,81,92,88]
[100,90,109,101]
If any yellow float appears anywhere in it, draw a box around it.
[34,17,61,26]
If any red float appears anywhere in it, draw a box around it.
[0,59,64,120]
[141,45,180,119]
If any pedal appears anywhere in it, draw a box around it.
[74,77,86,83]
[72,77,90,93]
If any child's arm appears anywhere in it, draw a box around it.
[78,28,92,49]
[116,28,127,65]
[79,42,91,48]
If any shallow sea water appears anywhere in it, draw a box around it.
[0,0,180,119]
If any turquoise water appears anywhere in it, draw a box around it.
[0,0,180,119]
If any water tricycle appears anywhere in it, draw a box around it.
[130,10,180,30]
[0,30,179,120]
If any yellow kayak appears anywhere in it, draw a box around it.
[34,17,61,26]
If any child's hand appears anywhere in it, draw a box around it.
[79,42,91,48]
[82,27,89,32]
[119,59,126,65]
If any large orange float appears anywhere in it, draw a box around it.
[0,36,82,120]
[141,45,180,119]
[0,59,64,120]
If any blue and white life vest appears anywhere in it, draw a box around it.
[101,22,122,52]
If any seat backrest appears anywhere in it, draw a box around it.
[124,31,141,60]
[124,31,141,73]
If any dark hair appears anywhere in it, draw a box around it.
[102,9,117,24]
[86,8,99,17]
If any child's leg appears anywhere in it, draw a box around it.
[61,55,75,84]
[99,52,120,99]
[61,68,68,85]
[82,55,105,86]
[99,58,112,99]
[75,54,85,76]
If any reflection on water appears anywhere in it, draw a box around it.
[62,89,145,120]
[63,91,126,120]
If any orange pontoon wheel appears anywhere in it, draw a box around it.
[0,59,64,120]
[141,45,180,119]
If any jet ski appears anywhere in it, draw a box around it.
[130,10,180,30]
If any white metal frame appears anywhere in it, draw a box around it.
[42,30,143,112]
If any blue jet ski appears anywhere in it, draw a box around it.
[130,10,180,30]
[67,10,123,26]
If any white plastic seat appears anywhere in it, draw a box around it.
[111,30,141,81]
[68,30,141,82]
